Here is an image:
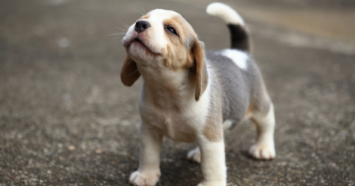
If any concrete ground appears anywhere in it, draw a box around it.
[1,0,354,185]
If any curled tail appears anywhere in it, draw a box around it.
[206,2,250,52]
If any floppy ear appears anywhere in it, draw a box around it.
[121,55,141,86]
[192,40,208,101]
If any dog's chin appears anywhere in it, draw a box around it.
[125,47,150,65]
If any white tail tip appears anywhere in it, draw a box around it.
[206,2,245,26]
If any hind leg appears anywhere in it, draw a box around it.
[249,103,276,160]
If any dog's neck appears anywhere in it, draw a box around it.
[137,63,196,108]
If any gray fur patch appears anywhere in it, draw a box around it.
[205,50,271,129]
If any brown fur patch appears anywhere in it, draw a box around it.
[246,100,270,119]
[163,16,190,40]
[140,14,150,20]
[244,105,253,118]
[250,118,262,137]
[192,41,208,101]
[121,55,140,86]
[202,104,223,142]
[161,16,195,72]
[203,118,223,142]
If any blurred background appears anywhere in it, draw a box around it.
[0,0,354,185]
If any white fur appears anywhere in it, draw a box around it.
[221,49,248,70]
[223,119,234,130]
[206,2,245,26]
[187,146,201,163]
[197,139,226,186]
[249,104,276,159]
[122,24,135,47]
[129,124,162,186]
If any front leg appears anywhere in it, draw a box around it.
[197,137,227,186]
[129,123,163,186]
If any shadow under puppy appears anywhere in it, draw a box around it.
[121,2,276,186]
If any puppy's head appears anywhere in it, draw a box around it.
[121,9,208,101]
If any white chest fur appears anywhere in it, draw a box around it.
[139,73,211,142]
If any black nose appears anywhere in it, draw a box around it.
[135,20,150,33]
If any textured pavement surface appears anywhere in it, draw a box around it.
[1,0,355,185]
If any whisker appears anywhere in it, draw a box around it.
[114,36,125,40]
[134,7,146,16]
[140,6,146,16]
[135,9,144,16]
[121,22,130,29]
[107,33,126,37]
[108,33,126,36]
[116,27,128,32]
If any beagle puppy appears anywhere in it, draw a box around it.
[121,2,276,186]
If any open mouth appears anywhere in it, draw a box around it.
[132,38,147,48]
[130,38,160,55]
[133,38,143,44]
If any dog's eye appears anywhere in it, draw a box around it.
[164,25,178,36]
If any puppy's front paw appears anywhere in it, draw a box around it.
[249,140,276,160]
[197,181,226,186]
[129,170,161,186]
[187,147,201,163]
